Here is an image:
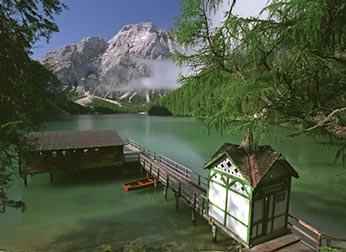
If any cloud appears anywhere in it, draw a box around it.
[209,0,271,28]
[138,59,181,90]
[97,58,182,95]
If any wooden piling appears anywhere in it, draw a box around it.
[23,174,28,186]
[50,171,54,183]
[175,193,180,210]
[164,175,169,201]
[178,181,181,197]
[201,197,205,216]
[140,164,143,177]
[212,221,217,243]
[192,192,197,226]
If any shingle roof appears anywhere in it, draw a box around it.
[205,143,299,188]
[27,130,124,151]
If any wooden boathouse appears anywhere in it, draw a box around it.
[204,143,299,247]
[19,130,125,185]
[124,139,346,252]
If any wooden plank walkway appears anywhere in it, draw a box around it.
[125,142,208,218]
[125,139,346,252]
[249,234,314,252]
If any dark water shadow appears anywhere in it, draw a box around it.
[33,190,231,252]
[46,164,141,188]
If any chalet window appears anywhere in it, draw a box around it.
[62,151,66,157]
[227,161,232,167]
[235,169,238,173]
[221,164,224,168]
[95,148,99,152]
[84,149,88,155]
[52,151,57,158]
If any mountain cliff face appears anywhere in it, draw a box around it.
[39,22,179,104]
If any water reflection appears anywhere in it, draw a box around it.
[0,114,345,252]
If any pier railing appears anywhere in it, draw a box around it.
[288,214,346,251]
[125,138,209,190]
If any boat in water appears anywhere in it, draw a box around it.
[122,177,156,191]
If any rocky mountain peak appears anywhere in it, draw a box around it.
[39,23,180,104]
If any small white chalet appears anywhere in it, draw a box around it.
[204,143,299,247]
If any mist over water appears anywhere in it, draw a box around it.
[0,114,345,251]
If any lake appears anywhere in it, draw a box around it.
[0,114,345,251]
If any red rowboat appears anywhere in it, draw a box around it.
[122,177,155,191]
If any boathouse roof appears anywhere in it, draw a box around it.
[204,143,299,188]
[27,130,124,151]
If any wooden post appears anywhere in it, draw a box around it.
[163,185,168,200]
[50,171,54,183]
[212,221,217,243]
[198,175,201,186]
[149,163,152,176]
[192,192,197,226]
[317,233,322,251]
[326,239,331,247]
[178,181,181,197]
[201,197,205,216]
[157,168,160,181]
[164,175,169,201]
[23,174,28,186]
[175,193,180,210]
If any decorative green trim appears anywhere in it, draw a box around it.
[225,212,248,228]
[210,179,250,200]
[209,200,226,213]
[203,152,227,169]
[210,167,249,193]
[227,179,250,197]
[224,176,229,226]
[212,167,248,184]
[247,187,253,245]
[207,169,211,215]
[209,199,249,228]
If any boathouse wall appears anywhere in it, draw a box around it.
[20,130,125,179]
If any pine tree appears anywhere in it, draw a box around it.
[0,0,67,213]
[167,0,346,155]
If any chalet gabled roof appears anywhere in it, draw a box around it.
[204,143,299,188]
[27,130,124,151]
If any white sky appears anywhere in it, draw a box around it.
[209,0,270,28]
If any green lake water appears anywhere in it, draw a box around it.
[0,114,345,251]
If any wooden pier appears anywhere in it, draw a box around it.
[125,139,346,252]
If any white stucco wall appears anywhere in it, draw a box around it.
[209,181,227,210]
[227,190,250,225]
[209,202,225,224]
[226,214,248,241]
